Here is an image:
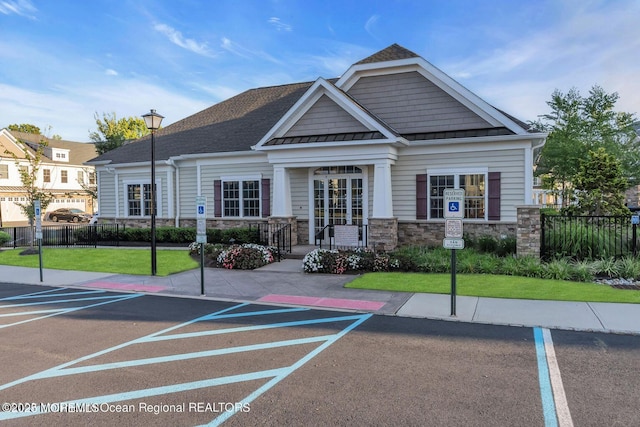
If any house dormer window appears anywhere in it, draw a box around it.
[52,148,70,162]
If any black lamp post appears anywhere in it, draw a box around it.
[142,109,164,276]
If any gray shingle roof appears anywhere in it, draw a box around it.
[9,131,98,164]
[355,43,420,65]
[89,81,313,164]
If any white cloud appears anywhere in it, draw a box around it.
[364,15,379,38]
[0,0,36,18]
[153,23,217,58]
[0,79,210,142]
[268,17,292,32]
[105,69,118,76]
[442,1,640,121]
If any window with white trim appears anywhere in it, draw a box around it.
[428,170,487,219]
[43,169,51,183]
[0,164,8,179]
[61,170,68,183]
[126,183,155,216]
[222,178,260,217]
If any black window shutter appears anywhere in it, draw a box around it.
[488,172,501,220]
[416,174,428,220]
[213,180,222,217]
[261,178,270,217]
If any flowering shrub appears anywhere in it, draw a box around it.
[190,242,274,269]
[303,247,399,274]
[217,243,275,270]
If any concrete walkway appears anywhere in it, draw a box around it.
[2,260,640,335]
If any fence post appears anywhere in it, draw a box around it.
[633,222,637,257]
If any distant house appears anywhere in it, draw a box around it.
[87,44,546,249]
[0,129,98,225]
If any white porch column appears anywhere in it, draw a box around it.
[272,165,292,217]
[372,160,394,218]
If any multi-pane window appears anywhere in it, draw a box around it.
[222,179,260,217]
[460,174,485,219]
[0,164,9,179]
[127,183,155,217]
[43,169,51,183]
[61,170,68,183]
[429,172,486,219]
[89,172,96,185]
[77,171,84,183]
[429,175,454,219]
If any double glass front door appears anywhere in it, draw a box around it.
[313,175,363,241]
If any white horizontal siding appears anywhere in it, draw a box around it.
[348,72,490,134]
[191,161,273,219]
[177,166,198,218]
[285,94,369,136]
[97,171,116,216]
[392,148,525,222]
[290,168,308,219]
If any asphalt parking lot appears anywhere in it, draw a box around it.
[1,283,639,426]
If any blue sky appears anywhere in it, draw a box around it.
[1,0,638,142]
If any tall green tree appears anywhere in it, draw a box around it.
[7,123,41,134]
[90,112,150,155]
[4,137,55,250]
[567,148,629,216]
[532,86,638,206]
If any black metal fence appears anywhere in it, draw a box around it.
[249,223,292,261]
[1,224,124,249]
[541,214,639,260]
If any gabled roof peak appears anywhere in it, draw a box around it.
[355,43,420,65]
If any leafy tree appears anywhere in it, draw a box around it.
[532,86,638,206]
[8,123,41,134]
[564,148,629,216]
[4,137,55,250]
[66,167,97,213]
[90,112,151,155]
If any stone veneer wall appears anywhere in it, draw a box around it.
[397,221,517,247]
[368,218,398,251]
[297,220,309,245]
[516,206,541,258]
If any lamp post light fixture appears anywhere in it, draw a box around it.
[142,109,164,276]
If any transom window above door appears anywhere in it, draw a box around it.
[314,166,362,175]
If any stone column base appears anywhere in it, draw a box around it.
[368,217,398,251]
[268,216,298,246]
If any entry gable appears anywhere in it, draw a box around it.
[254,78,400,150]
[337,44,529,136]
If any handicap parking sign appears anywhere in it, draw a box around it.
[198,206,205,215]
[443,189,465,218]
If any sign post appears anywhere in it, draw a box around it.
[196,196,207,295]
[443,189,465,316]
[34,200,43,282]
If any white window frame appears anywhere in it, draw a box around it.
[427,167,488,221]
[122,179,162,218]
[220,175,261,218]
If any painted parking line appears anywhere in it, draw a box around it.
[0,301,372,425]
[258,294,386,311]
[0,287,143,329]
[534,327,574,427]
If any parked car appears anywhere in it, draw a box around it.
[48,208,92,223]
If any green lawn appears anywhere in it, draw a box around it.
[0,248,199,276]
[345,272,640,304]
